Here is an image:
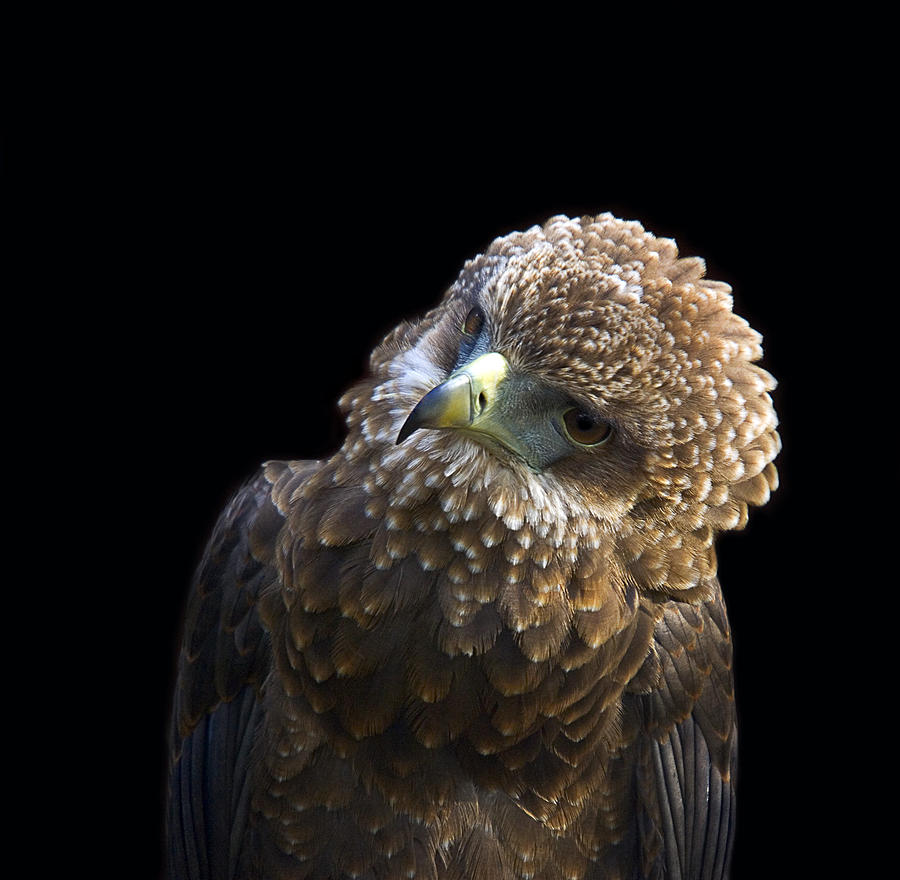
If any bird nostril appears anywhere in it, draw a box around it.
[478,391,488,412]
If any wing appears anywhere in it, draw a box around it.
[629,582,737,880]
[166,466,308,880]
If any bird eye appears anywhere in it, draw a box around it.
[562,408,612,446]
[462,306,484,337]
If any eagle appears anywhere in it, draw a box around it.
[167,213,780,879]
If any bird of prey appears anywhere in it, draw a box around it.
[167,213,779,879]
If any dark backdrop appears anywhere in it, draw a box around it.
[112,97,832,879]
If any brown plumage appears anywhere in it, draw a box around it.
[167,213,779,879]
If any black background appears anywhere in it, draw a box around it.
[27,43,858,877]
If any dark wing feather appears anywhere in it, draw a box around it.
[631,582,737,880]
[166,467,301,880]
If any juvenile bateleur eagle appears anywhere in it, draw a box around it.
[167,214,780,879]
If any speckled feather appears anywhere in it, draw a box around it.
[167,214,779,879]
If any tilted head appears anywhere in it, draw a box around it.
[340,214,779,601]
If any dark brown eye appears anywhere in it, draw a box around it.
[463,306,484,337]
[562,409,612,446]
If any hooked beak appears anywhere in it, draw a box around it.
[396,352,510,445]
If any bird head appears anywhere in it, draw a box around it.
[338,214,779,603]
